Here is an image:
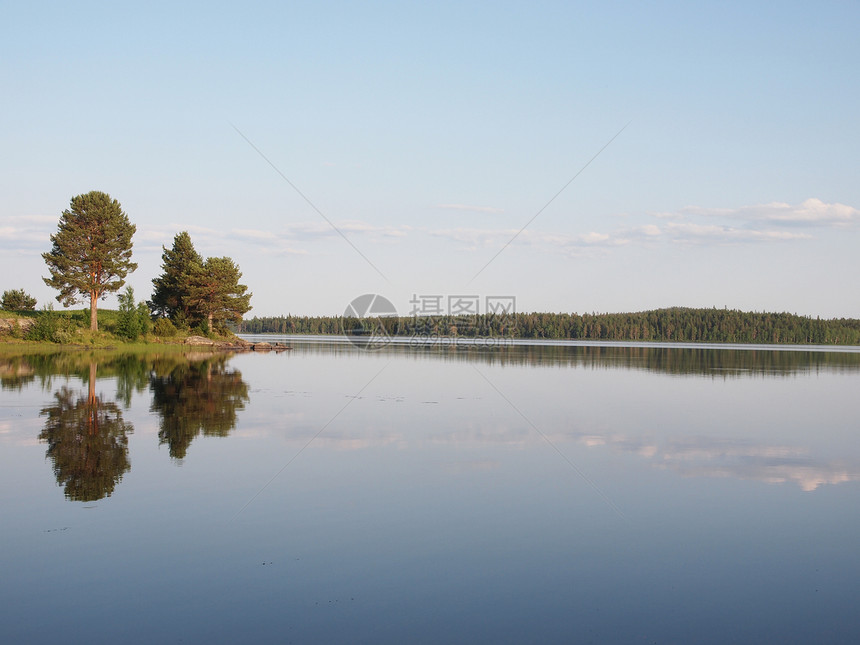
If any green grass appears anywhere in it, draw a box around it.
[0,309,37,319]
[1,307,240,349]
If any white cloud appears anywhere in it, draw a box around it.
[637,224,662,237]
[428,227,516,249]
[2,215,58,225]
[332,220,408,239]
[676,198,860,228]
[0,214,58,250]
[642,197,859,245]
[424,198,844,255]
[230,228,308,255]
[261,220,408,242]
[579,231,611,244]
[132,219,408,259]
[232,228,277,241]
[426,225,657,254]
[7,197,852,265]
[437,204,505,214]
[651,210,685,220]
[662,222,811,244]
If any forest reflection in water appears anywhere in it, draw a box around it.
[1,350,248,501]
[2,342,858,503]
[2,341,860,644]
[247,334,860,376]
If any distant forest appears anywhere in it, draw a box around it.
[237,307,860,345]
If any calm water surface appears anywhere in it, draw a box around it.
[1,340,859,644]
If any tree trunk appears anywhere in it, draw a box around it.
[87,362,98,435]
[90,291,98,332]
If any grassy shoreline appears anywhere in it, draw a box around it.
[0,306,244,351]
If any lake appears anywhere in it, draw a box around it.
[2,338,859,644]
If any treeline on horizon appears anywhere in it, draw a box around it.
[237,307,860,345]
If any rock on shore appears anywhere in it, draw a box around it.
[183,336,291,352]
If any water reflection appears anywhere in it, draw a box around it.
[38,362,133,501]
[16,351,251,499]
[2,351,157,393]
[4,342,860,643]
[5,343,859,502]
[150,355,250,460]
[574,432,860,491]
[265,336,860,377]
[0,355,36,390]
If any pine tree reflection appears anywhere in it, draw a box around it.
[39,362,133,501]
[150,356,249,460]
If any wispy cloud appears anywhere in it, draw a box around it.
[661,222,812,244]
[437,204,505,214]
[5,198,853,262]
[133,219,409,257]
[424,199,853,255]
[427,227,515,249]
[640,197,858,245]
[232,228,277,241]
[1,215,58,225]
[427,224,662,254]
[0,214,58,251]
[660,198,860,228]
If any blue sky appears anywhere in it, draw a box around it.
[2,0,858,318]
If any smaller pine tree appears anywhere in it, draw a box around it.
[116,287,141,341]
[2,288,38,311]
[136,301,152,338]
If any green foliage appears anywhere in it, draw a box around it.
[19,307,144,345]
[194,317,211,337]
[171,310,190,331]
[149,231,202,320]
[26,306,61,342]
[150,232,251,331]
[185,256,252,328]
[153,317,178,337]
[2,289,37,311]
[137,302,152,337]
[42,191,137,331]
[115,286,141,341]
[24,306,79,344]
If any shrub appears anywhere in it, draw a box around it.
[53,328,74,344]
[153,317,177,337]
[193,318,212,338]
[26,307,60,342]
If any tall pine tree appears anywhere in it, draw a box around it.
[43,191,137,331]
[185,256,252,329]
[150,232,252,331]
[149,231,203,324]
